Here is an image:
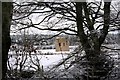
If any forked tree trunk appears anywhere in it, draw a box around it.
[76,2,112,80]
[2,2,13,79]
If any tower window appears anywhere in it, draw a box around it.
[63,43,65,46]
[59,43,61,46]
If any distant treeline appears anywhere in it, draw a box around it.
[10,33,120,46]
[10,34,79,46]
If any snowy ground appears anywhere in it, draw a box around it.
[7,44,120,79]
[8,54,69,70]
[8,44,120,71]
[8,48,74,71]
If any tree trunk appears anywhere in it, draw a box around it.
[76,2,112,80]
[2,2,13,79]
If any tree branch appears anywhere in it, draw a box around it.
[83,2,94,31]
[99,2,111,45]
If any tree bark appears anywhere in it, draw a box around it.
[99,2,111,46]
[76,2,92,54]
[76,2,111,80]
[2,2,13,79]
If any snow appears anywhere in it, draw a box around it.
[37,49,71,54]
[8,44,120,70]
[38,54,68,68]
[8,45,78,71]
[7,44,120,79]
[8,51,68,71]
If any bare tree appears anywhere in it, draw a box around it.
[12,1,112,54]
[8,0,120,79]
[7,29,45,79]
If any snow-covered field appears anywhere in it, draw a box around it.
[8,49,71,71]
[8,44,120,71]
[7,44,120,79]
[8,45,79,71]
[9,54,67,70]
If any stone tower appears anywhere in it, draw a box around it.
[55,37,69,52]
